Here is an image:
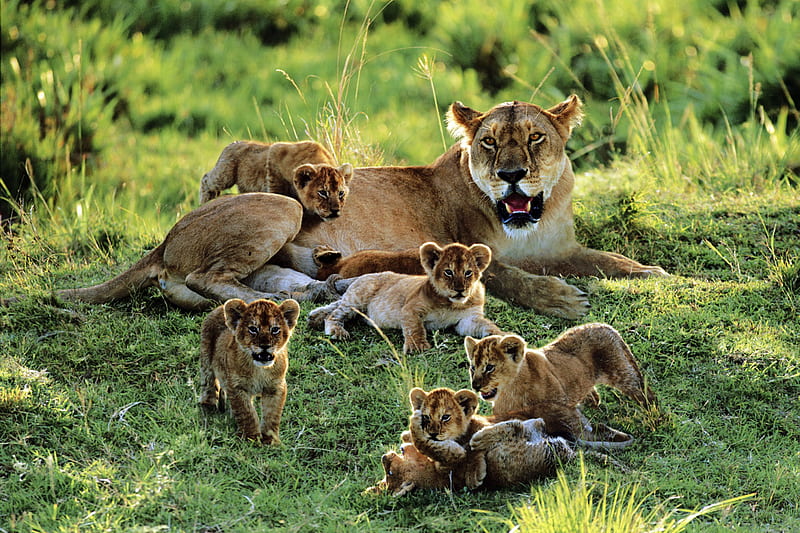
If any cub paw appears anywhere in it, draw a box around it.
[403,337,431,354]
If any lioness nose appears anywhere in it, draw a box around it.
[496,168,527,183]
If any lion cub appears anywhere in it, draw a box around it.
[307,242,502,354]
[465,323,657,443]
[199,297,299,444]
[199,140,354,220]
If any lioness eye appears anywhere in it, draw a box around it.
[444,269,454,277]
[529,132,545,144]
[441,414,451,422]
[248,326,259,335]
[318,190,329,199]
[481,136,496,148]
[270,326,281,335]
[464,270,473,278]
[486,364,495,373]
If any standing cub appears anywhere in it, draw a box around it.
[307,242,502,354]
[465,323,657,443]
[199,297,299,445]
[199,140,353,220]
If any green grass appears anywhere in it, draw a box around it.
[2,0,799,531]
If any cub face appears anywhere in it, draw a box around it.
[464,334,527,402]
[446,96,583,235]
[409,387,479,442]
[224,298,300,366]
[419,242,492,303]
[293,163,354,220]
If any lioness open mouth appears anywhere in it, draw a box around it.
[496,191,544,227]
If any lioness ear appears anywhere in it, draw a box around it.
[419,242,443,276]
[446,101,483,142]
[279,299,300,330]
[468,243,492,272]
[454,389,480,418]
[338,163,354,183]
[294,164,316,189]
[547,94,584,140]
[499,334,526,363]
[409,387,428,411]
[223,299,248,332]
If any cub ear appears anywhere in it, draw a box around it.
[546,94,584,140]
[223,299,248,332]
[381,452,397,474]
[419,242,443,275]
[294,164,316,189]
[446,101,483,142]
[312,245,342,266]
[338,163,354,183]
[279,299,301,330]
[400,442,424,460]
[409,387,428,411]
[464,336,479,360]
[468,243,492,272]
[498,334,526,363]
[454,389,480,418]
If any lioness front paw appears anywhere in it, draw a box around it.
[529,276,590,320]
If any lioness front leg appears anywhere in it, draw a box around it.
[538,248,668,278]
[260,382,287,445]
[485,261,589,319]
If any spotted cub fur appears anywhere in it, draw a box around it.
[199,298,299,444]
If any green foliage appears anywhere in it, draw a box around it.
[1,0,799,531]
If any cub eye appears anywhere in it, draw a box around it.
[485,364,495,373]
[464,270,473,278]
[444,269,454,277]
[338,191,345,199]
[388,469,394,476]
[270,326,281,335]
[480,136,496,148]
[529,132,545,144]
[441,414,451,423]
[318,190,329,199]
[248,325,259,335]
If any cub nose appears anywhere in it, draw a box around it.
[496,168,528,184]
[328,209,340,218]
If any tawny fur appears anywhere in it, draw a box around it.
[307,242,502,354]
[465,323,657,443]
[313,246,424,280]
[368,418,575,496]
[199,140,353,220]
[199,298,299,444]
[56,194,347,309]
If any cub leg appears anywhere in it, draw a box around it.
[324,302,354,340]
[259,381,287,445]
[408,412,466,464]
[469,420,529,451]
[307,302,339,330]
[454,315,503,338]
[464,451,487,490]
[198,364,222,412]
[227,389,261,441]
[400,308,430,354]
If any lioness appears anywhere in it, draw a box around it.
[56,194,350,310]
[58,96,665,318]
[465,323,657,443]
[307,242,502,353]
[199,298,299,444]
[199,140,354,220]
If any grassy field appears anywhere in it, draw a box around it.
[2,1,799,531]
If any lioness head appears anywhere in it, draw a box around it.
[223,298,300,366]
[419,242,492,303]
[464,334,527,402]
[409,387,479,442]
[293,163,354,220]
[447,96,583,235]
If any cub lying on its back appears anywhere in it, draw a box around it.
[307,242,502,354]
[466,323,657,444]
[199,297,299,445]
[368,418,575,496]
[199,140,353,220]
